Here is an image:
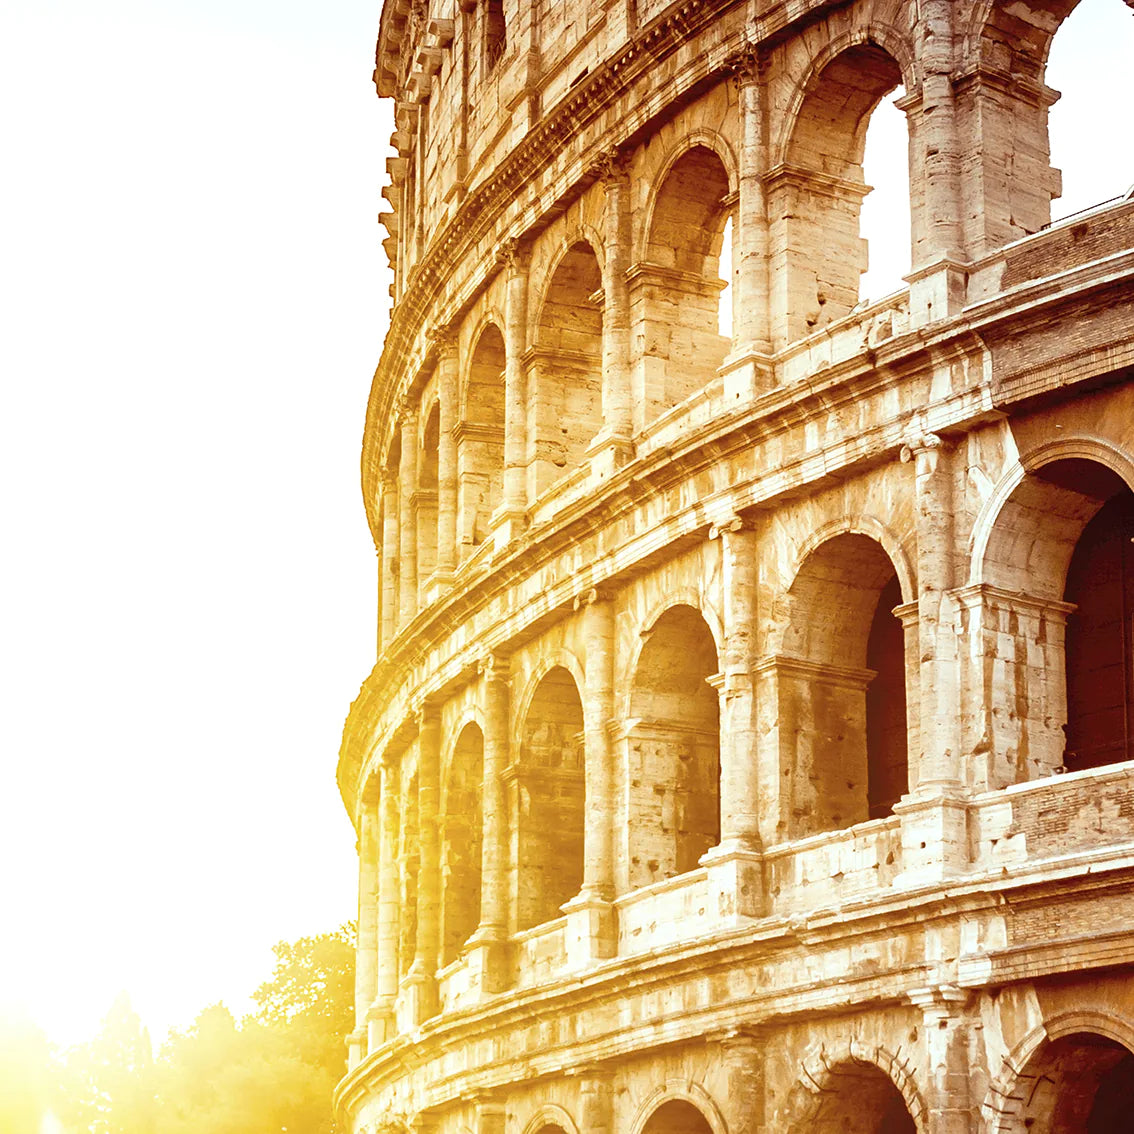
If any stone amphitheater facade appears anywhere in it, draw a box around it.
[335,1,1134,1130]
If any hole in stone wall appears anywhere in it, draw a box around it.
[1047,0,1134,221]
[859,87,910,304]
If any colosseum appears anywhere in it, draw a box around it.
[335,0,1134,1130]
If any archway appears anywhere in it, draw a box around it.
[459,324,505,554]
[641,1100,715,1134]
[530,241,603,495]
[1000,1032,1134,1132]
[978,456,1134,784]
[398,769,419,977]
[772,43,907,345]
[627,604,720,887]
[634,145,732,427]
[777,533,908,839]
[789,1060,916,1132]
[440,722,484,966]
[514,666,585,930]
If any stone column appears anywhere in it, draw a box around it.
[562,589,617,965]
[379,471,399,649]
[398,402,419,626]
[368,756,399,1049]
[467,653,511,993]
[431,325,459,583]
[495,240,529,546]
[718,1028,767,1134]
[908,986,974,1134]
[348,788,379,1068]
[575,1068,615,1134]
[404,703,441,1023]
[894,429,967,882]
[590,149,633,470]
[902,0,967,323]
[730,50,773,372]
[702,516,765,918]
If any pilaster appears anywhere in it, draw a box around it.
[431,324,459,585]
[562,588,617,967]
[368,754,400,1049]
[350,787,380,1068]
[495,239,530,547]
[404,702,442,1024]
[398,401,420,626]
[907,986,976,1134]
[379,471,399,650]
[466,652,512,993]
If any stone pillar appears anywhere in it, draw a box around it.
[902,0,967,323]
[702,516,765,918]
[471,1093,506,1134]
[729,49,773,382]
[467,653,511,993]
[908,986,974,1134]
[380,471,399,649]
[348,788,379,1068]
[718,1028,767,1134]
[432,325,459,585]
[404,703,441,1023]
[575,1068,615,1134]
[368,756,399,1049]
[894,429,967,882]
[495,240,529,547]
[398,402,419,626]
[589,149,633,471]
[562,589,617,965]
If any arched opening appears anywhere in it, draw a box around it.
[773,43,907,345]
[969,0,1134,251]
[484,0,506,73]
[530,241,604,496]
[776,534,907,840]
[719,215,734,337]
[1047,0,1134,221]
[642,1100,714,1134]
[633,145,731,428]
[459,324,505,556]
[440,723,483,966]
[418,400,440,591]
[1007,1032,1134,1132]
[627,605,720,887]
[1064,489,1134,771]
[978,457,1134,786]
[514,666,585,931]
[398,769,419,977]
[859,87,910,303]
[790,1060,916,1133]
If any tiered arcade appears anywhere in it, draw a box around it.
[336,1,1134,1131]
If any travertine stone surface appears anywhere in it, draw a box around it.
[340,1,1134,1132]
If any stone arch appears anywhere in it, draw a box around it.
[781,1041,926,1133]
[514,664,586,930]
[771,532,910,838]
[515,649,587,734]
[968,444,1134,783]
[770,33,911,345]
[458,321,506,554]
[633,139,734,428]
[625,603,721,887]
[792,516,917,608]
[519,1104,581,1134]
[528,238,604,495]
[630,1082,727,1134]
[983,1013,1134,1133]
[439,719,483,966]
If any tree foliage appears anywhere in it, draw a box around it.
[50,924,355,1134]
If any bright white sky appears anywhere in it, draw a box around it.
[0,0,1130,1053]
